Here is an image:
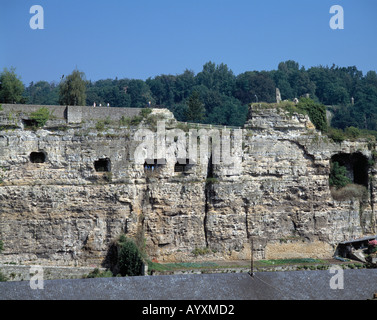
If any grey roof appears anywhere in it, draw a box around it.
[339,235,377,244]
[0,269,376,300]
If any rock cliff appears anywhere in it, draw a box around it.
[0,104,375,266]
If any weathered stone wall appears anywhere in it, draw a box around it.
[0,104,144,124]
[0,264,105,281]
[0,104,375,267]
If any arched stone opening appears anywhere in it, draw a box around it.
[94,158,111,172]
[330,152,369,187]
[30,151,47,163]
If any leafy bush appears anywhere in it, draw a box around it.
[30,107,50,127]
[119,116,131,126]
[191,247,212,256]
[345,126,361,139]
[140,108,152,118]
[0,272,8,282]
[329,162,352,189]
[0,240,6,282]
[117,235,144,276]
[296,98,327,132]
[85,268,113,278]
[130,115,143,126]
[327,128,346,143]
[95,120,105,131]
[330,183,368,201]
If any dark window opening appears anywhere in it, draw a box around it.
[174,163,186,173]
[174,159,194,173]
[94,158,111,172]
[23,119,38,128]
[30,151,46,163]
[144,159,165,171]
[330,152,369,188]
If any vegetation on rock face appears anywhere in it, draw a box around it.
[30,107,50,127]
[103,234,145,277]
[116,234,145,276]
[85,268,113,279]
[296,98,327,132]
[330,183,368,201]
[0,240,7,282]
[329,162,352,189]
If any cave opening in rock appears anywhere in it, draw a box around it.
[94,158,111,172]
[330,152,369,187]
[30,151,47,163]
[23,119,38,128]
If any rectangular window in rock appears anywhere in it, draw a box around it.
[23,119,38,128]
[30,151,47,163]
[144,159,165,172]
[94,158,111,172]
[174,159,194,173]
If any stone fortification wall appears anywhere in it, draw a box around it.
[0,104,144,123]
[0,103,375,267]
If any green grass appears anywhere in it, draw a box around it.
[147,261,219,273]
[257,258,324,266]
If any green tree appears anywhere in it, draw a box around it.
[0,67,25,103]
[86,79,131,108]
[296,97,327,132]
[25,81,59,105]
[175,69,195,101]
[329,162,352,189]
[127,79,154,108]
[59,69,87,106]
[234,71,276,104]
[185,91,205,122]
[117,235,144,277]
[196,62,235,96]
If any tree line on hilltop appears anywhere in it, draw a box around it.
[1,61,377,131]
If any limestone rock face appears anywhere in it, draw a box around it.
[0,104,375,266]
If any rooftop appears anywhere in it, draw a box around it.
[0,269,376,300]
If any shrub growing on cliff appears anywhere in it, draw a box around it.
[30,107,50,128]
[327,127,346,143]
[330,183,368,201]
[329,162,351,189]
[0,240,6,282]
[85,268,113,278]
[117,235,144,276]
[296,98,327,132]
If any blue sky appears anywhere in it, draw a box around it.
[1,0,376,85]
